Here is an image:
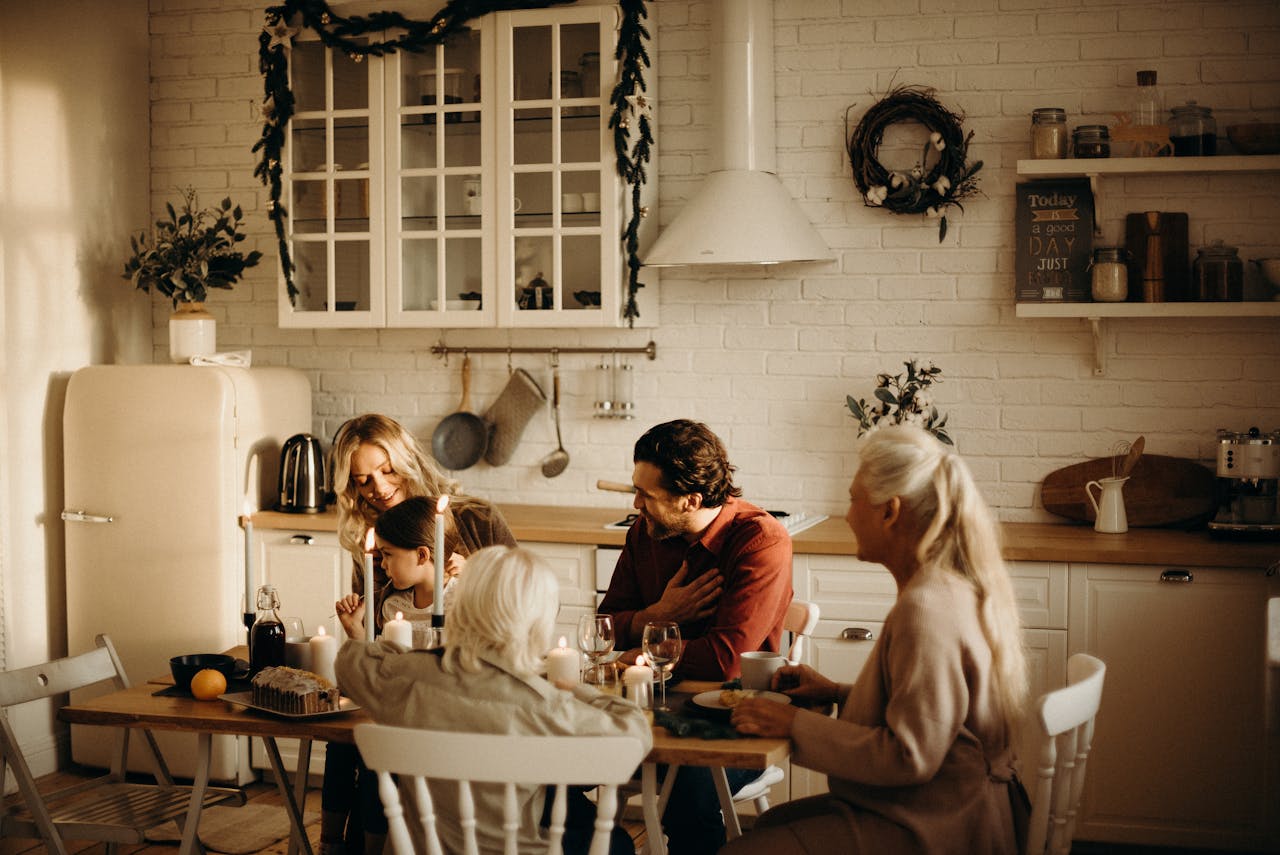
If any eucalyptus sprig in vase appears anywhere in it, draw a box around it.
[847,359,953,445]
[122,187,262,363]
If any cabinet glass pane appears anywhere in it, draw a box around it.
[334,119,369,171]
[401,239,438,310]
[514,172,552,224]
[512,26,551,102]
[563,235,601,310]
[334,241,370,311]
[401,121,438,169]
[445,174,480,230]
[292,42,325,111]
[444,32,482,105]
[292,179,326,234]
[400,34,481,112]
[563,169,601,225]
[332,48,368,111]
[445,238,482,302]
[444,111,482,167]
[293,242,329,311]
[335,177,369,233]
[560,23,597,115]
[291,118,326,171]
[514,108,552,164]
[514,235,553,308]
[401,176,437,230]
[562,119,598,163]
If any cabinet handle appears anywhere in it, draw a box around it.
[60,510,114,524]
[841,627,874,641]
[1160,568,1193,583]
[289,534,315,545]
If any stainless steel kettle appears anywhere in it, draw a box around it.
[277,433,327,513]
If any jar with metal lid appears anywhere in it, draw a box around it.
[1193,240,1243,301]
[1072,124,1111,158]
[1089,247,1129,302]
[1169,101,1216,156]
[1030,108,1067,159]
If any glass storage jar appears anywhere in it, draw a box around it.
[1030,108,1067,159]
[1072,124,1111,158]
[1090,247,1129,302]
[1169,101,1216,156]
[1193,240,1243,301]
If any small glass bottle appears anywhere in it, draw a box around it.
[613,357,635,420]
[249,584,286,674]
[1133,69,1164,157]
[1072,125,1111,159]
[1030,108,1067,159]
[593,361,614,418]
[1089,247,1129,302]
[1169,102,1216,156]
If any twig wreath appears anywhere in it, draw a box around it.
[845,85,982,242]
[254,0,653,324]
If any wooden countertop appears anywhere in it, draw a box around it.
[253,505,1280,570]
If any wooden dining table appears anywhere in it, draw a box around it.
[58,658,790,855]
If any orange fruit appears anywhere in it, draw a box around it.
[190,668,227,700]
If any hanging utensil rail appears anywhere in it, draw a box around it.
[430,341,657,361]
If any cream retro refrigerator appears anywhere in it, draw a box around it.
[62,364,311,784]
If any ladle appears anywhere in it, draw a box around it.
[540,355,570,478]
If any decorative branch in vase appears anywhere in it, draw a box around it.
[847,359,953,445]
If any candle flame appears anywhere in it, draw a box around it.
[395,611,404,621]
[436,495,450,513]
[316,626,327,637]
[364,527,376,550]
[636,655,646,667]
[557,636,568,648]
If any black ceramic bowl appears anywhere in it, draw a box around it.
[169,653,237,692]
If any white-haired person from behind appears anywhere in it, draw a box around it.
[724,425,1030,855]
[336,545,652,855]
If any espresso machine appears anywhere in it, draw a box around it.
[1209,427,1280,538]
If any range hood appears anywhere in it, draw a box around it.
[642,0,831,267]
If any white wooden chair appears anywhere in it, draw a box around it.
[354,723,645,855]
[1025,653,1107,855]
[0,634,244,855]
[729,598,821,817]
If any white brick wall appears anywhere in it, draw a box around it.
[146,0,1280,523]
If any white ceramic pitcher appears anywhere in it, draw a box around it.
[1085,476,1129,533]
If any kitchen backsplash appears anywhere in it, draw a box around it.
[147,0,1280,522]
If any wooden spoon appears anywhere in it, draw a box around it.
[1119,435,1145,478]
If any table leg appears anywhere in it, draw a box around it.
[177,732,213,855]
[640,762,667,855]
[262,736,315,855]
[712,768,741,840]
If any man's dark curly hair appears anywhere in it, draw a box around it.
[633,419,742,507]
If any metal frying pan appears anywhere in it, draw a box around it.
[431,355,488,470]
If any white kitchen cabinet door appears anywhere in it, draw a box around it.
[1068,562,1279,851]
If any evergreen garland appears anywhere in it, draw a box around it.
[254,0,651,324]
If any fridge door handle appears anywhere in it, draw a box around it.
[61,509,115,524]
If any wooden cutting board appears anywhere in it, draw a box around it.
[1040,454,1217,528]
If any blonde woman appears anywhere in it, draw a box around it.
[726,425,1029,855]
[324,414,516,855]
[337,546,652,855]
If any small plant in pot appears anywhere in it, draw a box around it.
[122,187,262,362]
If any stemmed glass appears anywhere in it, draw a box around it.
[577,614,615,686]
[641,621,683,711]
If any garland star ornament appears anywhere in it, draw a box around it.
[264,19,299,52]
[624,86,652,121]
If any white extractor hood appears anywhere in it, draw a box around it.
[642,0,832,267]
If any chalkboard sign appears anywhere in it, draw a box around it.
[1015,179,1095,302]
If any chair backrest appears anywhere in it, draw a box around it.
[783,599,819,665]
[1025,653,1107,855]
[355,723,645,855]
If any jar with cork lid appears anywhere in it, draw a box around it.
[1030,108,1067,159]
[1089,247,1129,302]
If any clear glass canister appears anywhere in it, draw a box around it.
[1072,124,1111,158]
[1169,101,1216,156]
[1030,108,1067,159]
[1193,240,1243,301]
[1090,247,1129,302]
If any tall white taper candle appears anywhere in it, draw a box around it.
[363,527,376,642]
[433,496,450,619]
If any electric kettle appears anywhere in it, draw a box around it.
[277,433,327,513]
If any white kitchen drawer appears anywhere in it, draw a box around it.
[257,529,348,639]
[524,541,596,607]
[1008,561,1068,630]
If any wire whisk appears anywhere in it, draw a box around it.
[1110,440,1132,480]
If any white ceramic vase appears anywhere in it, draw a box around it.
[169,302,216,363]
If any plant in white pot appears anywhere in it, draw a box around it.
[122,187,262,363]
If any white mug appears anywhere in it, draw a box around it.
[582,191,600,211]
[513,197,523,213]
[562,192,583,213]
[463,179,481,215]
[1085,476,1129,534]
[739,651,785,691]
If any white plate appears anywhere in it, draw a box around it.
[691,690,791,712]
[219,691,361,719]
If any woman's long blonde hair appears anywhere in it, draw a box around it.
[330,414,459,562]
[443,546,559,677]
[857,425,1028,733]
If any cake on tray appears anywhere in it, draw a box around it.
[251,665,340,714]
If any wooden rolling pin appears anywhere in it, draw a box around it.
[596,479,635,494]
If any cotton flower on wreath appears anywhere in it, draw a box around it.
[847,360,953,445]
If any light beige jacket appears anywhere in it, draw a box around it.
[335,640,652,855]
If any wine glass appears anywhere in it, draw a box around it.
[641,621,683,711]
[577,614,615,686]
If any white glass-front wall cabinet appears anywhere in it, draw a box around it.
[281,4,654,328]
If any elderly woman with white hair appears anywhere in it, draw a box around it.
[335,545,652,855]
[724,425,1030,855]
